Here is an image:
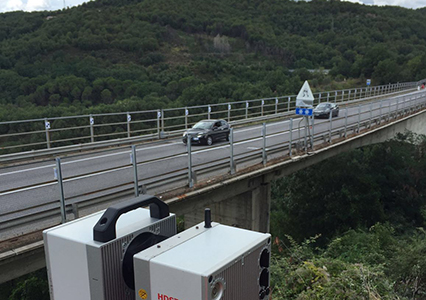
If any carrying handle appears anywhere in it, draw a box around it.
[93,195,169,243]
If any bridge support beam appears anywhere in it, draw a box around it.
[167,175,271,233]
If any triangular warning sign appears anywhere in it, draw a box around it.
[296,81,314,108]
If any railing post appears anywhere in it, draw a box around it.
[319,93,322,104]
[185,108,188,129]
[341,90,344,101]
[131,145,139,197]
[55,157,66,223]
[161,109,165,136]
[354,88,357,99]
[328,110,332,142]
[245,102,249,118]
[334,91,337,103]
[157,110,161,139]
[187,135,193,188]
[287,97,291,112]
[344,107,348,138]
[228,103,231,122]
[289,118,293,157]
[369,103,372,128]
[44,118,51,149]
[262,123,267,166]
[396,98,399,116]
[89,114,94,143]
[348,90,351,102]
[357,105,361,133]
[230,128,235,175]
[261,99,264,116]
[275,98,278,114]
[327,92,330,102]
[208,105,211,119]
[126,113,131,138]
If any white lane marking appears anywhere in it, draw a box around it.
[0,142,181,177]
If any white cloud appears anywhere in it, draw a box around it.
[25,0,50,11]
[372,0,426,8]
[1,0,25,12]
[344,0,364,3]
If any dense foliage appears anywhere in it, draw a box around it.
[1,0,426,123]
[271,132,426,299]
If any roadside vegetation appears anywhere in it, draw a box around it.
[270,131,426,299]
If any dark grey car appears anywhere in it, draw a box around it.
[313,102,339,118]
[182,119,230,145]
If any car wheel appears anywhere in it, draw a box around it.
[206,136,213,146]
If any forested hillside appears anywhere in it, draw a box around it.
[1,0,426,121]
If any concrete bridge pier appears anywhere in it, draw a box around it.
[167,174,271,233]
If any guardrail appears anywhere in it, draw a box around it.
[1,89,425,242]
[0,81,417,157]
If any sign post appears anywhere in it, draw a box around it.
[295,81,315,150]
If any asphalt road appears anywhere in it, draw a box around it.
[0,90,424,238]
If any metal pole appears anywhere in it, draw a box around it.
[334,91,337,103]
[185,108,188,129]
[319,93,322,104]
[328,110,332,142]
[228,103,231,122]
[157,110,161,139]
[187,135,193,188]
[89,114,94,143]
[45,118,51,149]
[208,105,211,119]
[369,103,372,128]
[55,157,66,223]
[287,97,290,112]
[348,90,351,102]
[161,109,164,136]
[396,99,399,116]
[357,105,361,133]
[230,128,235,175]
[354,89,357,99]
[245,102,249,118]
[289,118,293,157]
[341,90,344,101]
[262,123,267,166]
[327,92,330,102]
[127,113,131,138]
[275,98,278,114]
[304,116,308,152]
[261,100,264,116]
[344,107,348,138]
[131,145,139,197]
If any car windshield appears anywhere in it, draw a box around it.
[192,121,214,129]
[316,103,330,109]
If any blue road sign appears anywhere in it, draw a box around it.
[296,107,313,116]
[367,79,371,86]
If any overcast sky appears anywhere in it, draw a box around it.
[0,0,425,13]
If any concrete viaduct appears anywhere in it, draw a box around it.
[1,108,426,284]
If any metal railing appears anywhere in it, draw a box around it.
[1,88,425,242]
[0,81,417,156]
